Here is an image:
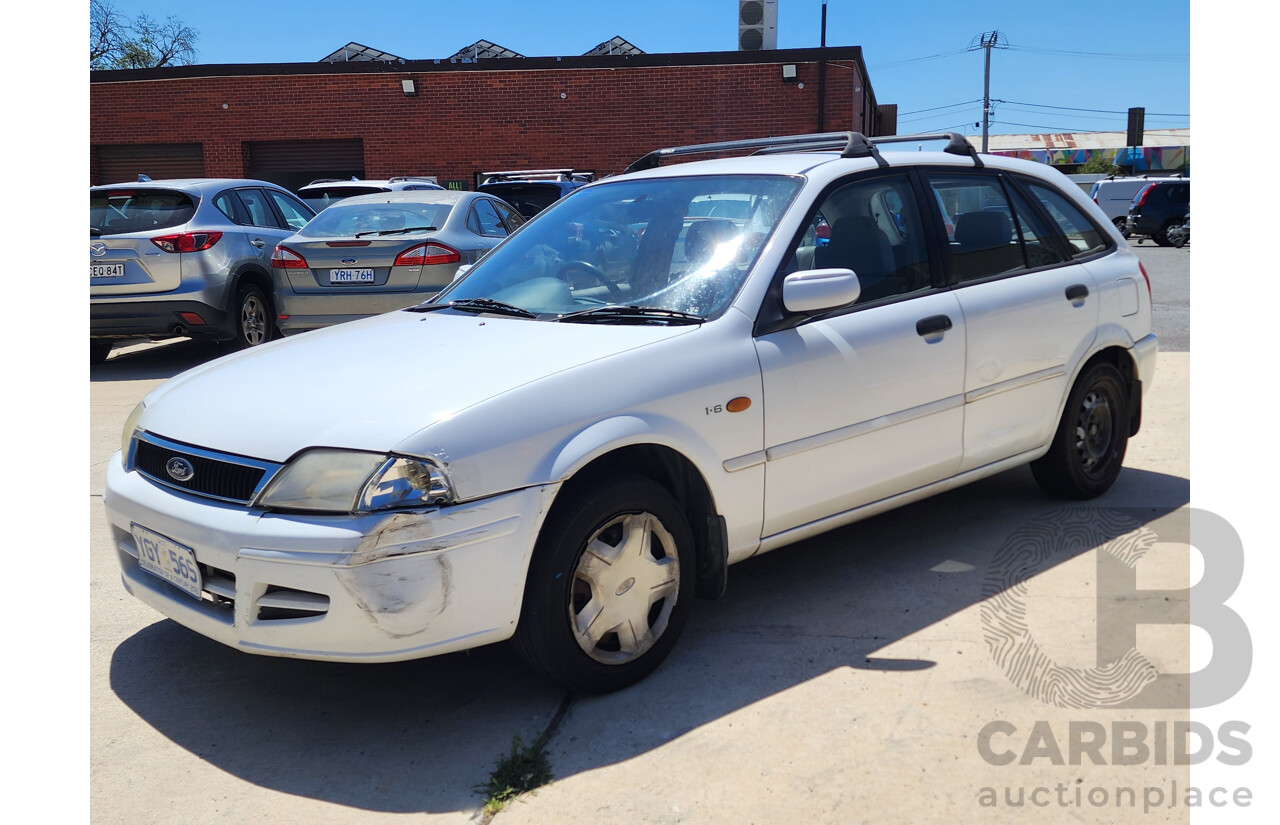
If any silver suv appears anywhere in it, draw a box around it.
[297,177,445,212]
[90,178,316,362]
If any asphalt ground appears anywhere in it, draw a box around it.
[89,242,1192,823]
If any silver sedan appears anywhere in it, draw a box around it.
[270,190,525,335]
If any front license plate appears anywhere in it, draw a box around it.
[329,268,375,284]
[132,524,203,600]
[91,263,125,278]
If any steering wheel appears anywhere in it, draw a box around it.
[558,259,624,301]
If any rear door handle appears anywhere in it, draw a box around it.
[251,238,267,249]
[1065,284,1089,301]
[916,314,953,336]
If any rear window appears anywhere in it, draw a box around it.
[300,185,392,211]
[476,183,564,217]
[90,189,197,236]
[297,200,455,238]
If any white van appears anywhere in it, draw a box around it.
[1089,175,1189,233]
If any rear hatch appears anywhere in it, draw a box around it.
[90,187,197,295]
[278,235,446,293]
[476,182,566,217]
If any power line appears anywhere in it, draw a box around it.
[1005,45,1188,62]
[998,99,1190,118]
[897,98,983,116]
[867,48,967,70]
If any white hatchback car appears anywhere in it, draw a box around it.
[104,132,1157,694]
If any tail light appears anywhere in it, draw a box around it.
[271,245,309,269]
[1134,184,1155,209]
[395,242,460,266]
[151,231,223,253]
[1138,261,1152,305]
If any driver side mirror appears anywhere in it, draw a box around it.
[782,268,861,314]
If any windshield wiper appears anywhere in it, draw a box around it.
[555,305,705,325]
[440,298,538,319]
[354,226,437,238]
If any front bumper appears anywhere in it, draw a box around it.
[104,456,555,662]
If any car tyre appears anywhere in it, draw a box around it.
[1153,220,1178,247]
[1112,217,1131,239]
[512,473,696,694]
[230,284,273,350]
[91,340,112,363]
[1031,362,1129,499]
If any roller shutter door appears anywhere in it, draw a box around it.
[94,143,205,185]
[247,139,365,194]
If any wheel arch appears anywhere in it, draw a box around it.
[546,426,728,601]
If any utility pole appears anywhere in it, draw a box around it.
[978,30,1002,152]
[817,0,828,132]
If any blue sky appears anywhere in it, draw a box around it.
[102,0,1190,137]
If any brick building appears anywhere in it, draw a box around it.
[89,46,890,192]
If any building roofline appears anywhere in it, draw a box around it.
[90,45,867,83]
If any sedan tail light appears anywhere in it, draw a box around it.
[151,232,223,253]
[271,245,309,269]
[395,243,461,267]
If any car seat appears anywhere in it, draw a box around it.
[952,212,1019,279]
[814,215,896,296]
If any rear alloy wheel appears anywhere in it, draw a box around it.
[1153,219,1178,247]
[513,474,695,693]
[1032,362,1129,499]
[231,284,272,349]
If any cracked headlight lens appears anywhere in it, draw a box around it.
[256,449,454,513]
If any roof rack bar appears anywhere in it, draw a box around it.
[627,130,985,173]
[871,132,984,167]
[625,132,859,174]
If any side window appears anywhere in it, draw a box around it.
[267,190,314,230]
[785,174,933,303]
[212,190,247,224]
[1169,185,1190,205]
[1025,183,1107,257]
[236,188,281,229]
[928,174,1037,282]
[470,199,508,237]
[492,200,524,232]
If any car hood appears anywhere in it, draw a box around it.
[139,310,698,462]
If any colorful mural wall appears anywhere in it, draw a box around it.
[989,145,1189,173]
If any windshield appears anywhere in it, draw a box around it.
[90,188,197,236]
[435,175,801,320]
[298,200,455,237]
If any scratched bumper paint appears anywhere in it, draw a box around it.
[104,456,556,662]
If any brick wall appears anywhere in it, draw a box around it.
[90,49,871,187]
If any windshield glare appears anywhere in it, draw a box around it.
[435,175,801,319]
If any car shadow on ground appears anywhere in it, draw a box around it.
[108,465,1189,815]
[91,338,231,382]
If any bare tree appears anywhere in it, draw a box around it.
[90,0,199,70]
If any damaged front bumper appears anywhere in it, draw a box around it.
[104,456,556,662]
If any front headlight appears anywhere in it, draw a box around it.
[255,449,455,513]
[121,401,146,467]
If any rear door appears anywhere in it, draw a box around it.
[924,170,1100,471]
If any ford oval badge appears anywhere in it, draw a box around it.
[165,457,195,482]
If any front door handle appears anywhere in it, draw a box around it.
[1065,283,1089,301]
[916,314,953,336]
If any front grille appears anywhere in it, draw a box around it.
[133,434,276,504]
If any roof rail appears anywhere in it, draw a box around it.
[306,178,342,186]
[625,131,983,174]
[480,168,587,183]
[388,176,438,184]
